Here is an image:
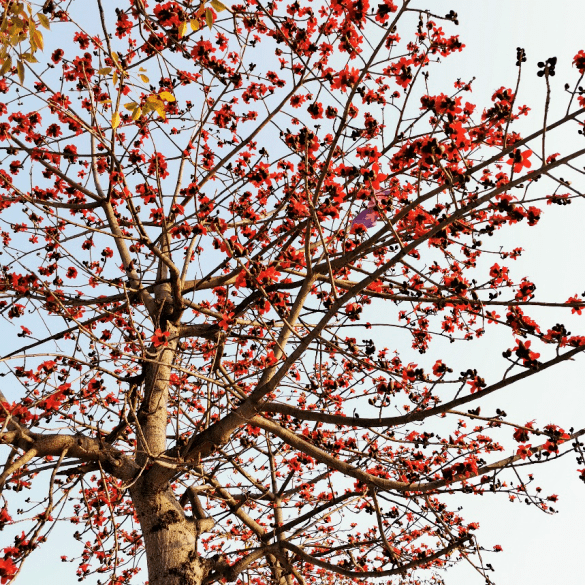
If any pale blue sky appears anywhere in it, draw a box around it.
[410,2,585,584]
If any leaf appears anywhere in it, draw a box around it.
[132,107,142,121]
[112,112,121,129]
[32,29,44,51]
[112,70,118,86]
[16,59,24,83]
[159,91,175,102]
[139,73,149,83]
[178,20,188,38]
[154,104,166,120]
[98,67,112,75]
[37,13,50,29]
[0,56,12,76]
[22,52,38,63]
[190,18,200,31]
[124,102,138,111]
[210,0,228,12]
[205,8,214,29]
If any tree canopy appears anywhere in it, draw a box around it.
[0,1,585,584]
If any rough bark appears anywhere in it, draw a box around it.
[131,482,211,585]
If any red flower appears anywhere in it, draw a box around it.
[218,312,235,331]
[506,149,532,173]
[573,50,585,74]
[432,360,449,377]
[0,557,17,584]
[40,390,65,412]
[513,421,534,443]
[566,295,583,315]
[331,67,360,92]
[516,444,533,460]
[257,265,281,285]
[151,328,170,347]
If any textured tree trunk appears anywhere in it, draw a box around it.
[131,483,211,585]
[130,314,213,584]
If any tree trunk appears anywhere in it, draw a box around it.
[131,316,213,584]
[131,483,211,585]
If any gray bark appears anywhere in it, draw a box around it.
[131,482,211,585]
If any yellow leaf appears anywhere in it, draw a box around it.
[16,59,24,83]
[139,73,149,83]
[159,91,175,102]
[98,67,112,75]
[178,20,188,38]
[154,104,166,120]
[112,70,118,86]
[112,112,121,129]
[124,102,138,111]
[146,95,160,103]
[0,56,12,76]
[205,8,214,29]
[142,102,153,115]
[111,51,119,65]
[132,107,142,121]
[22,52,38,63]
[37,13,50,29]
[32,29,43,51]
[190,18,200,31]
[210,0,227,12]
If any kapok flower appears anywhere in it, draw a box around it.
[507,149,532,173]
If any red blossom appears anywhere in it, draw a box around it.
[0,557,17,584]
[151,329,170,347]
[573,50,585,74]
[506,149,532,173]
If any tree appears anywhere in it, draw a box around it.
[0,0,584,583]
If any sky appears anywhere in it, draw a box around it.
[409,2,585,584]
[5,1,585,584]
